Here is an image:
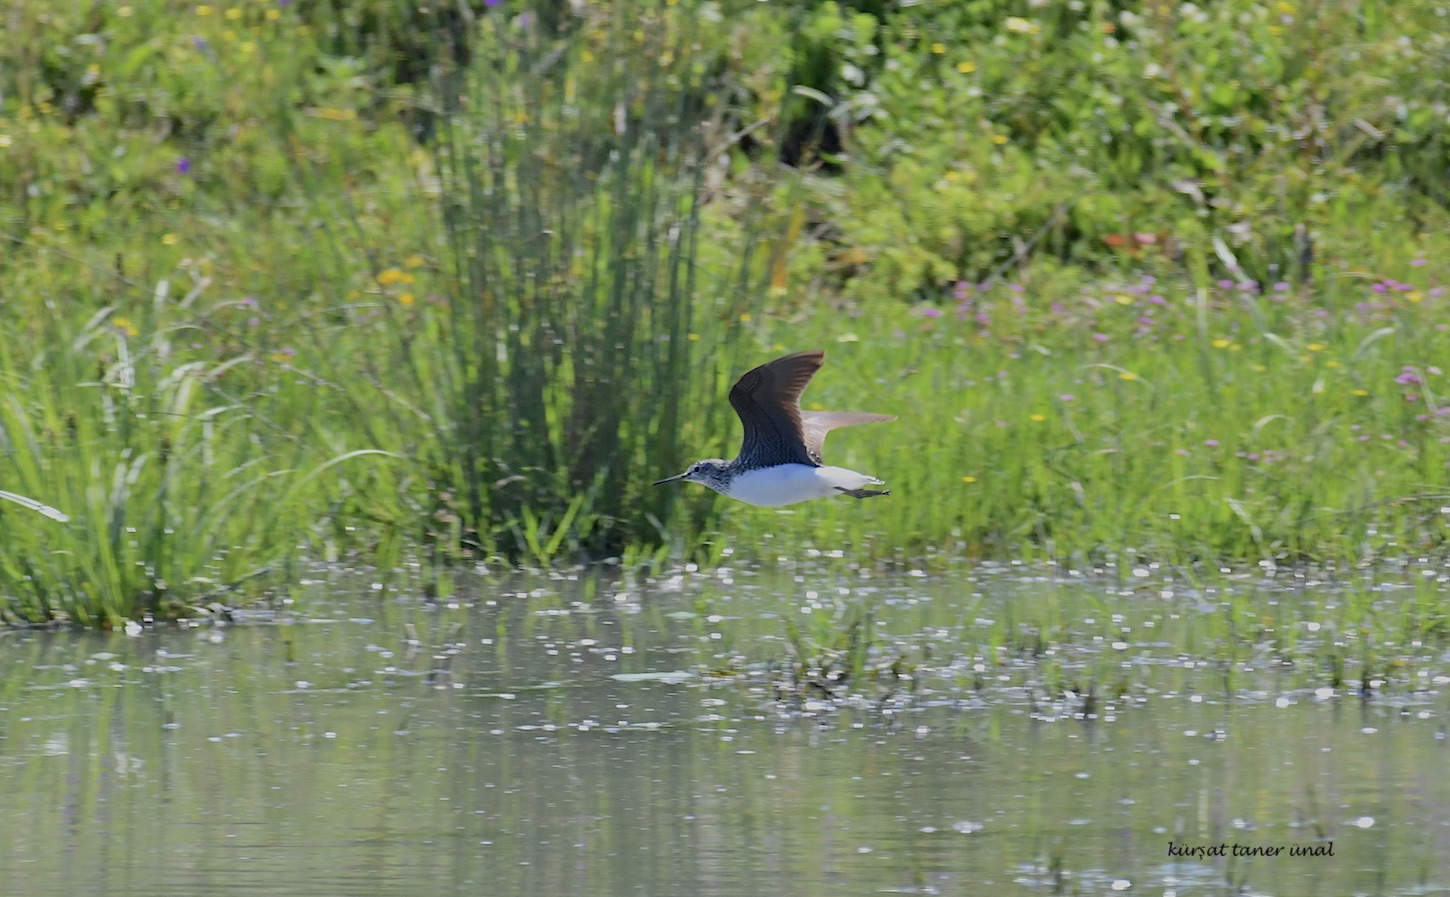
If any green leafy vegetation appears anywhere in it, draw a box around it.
[2,0,1448,623]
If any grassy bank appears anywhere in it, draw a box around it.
[2,0,1449,624]
[710,268,1450,568]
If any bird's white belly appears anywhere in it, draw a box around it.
[726,464,881,507]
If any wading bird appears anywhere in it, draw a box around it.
[652,350,894,506]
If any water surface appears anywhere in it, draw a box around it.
[3,571,1448,895]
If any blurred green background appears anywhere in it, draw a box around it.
[2,0,1448,623]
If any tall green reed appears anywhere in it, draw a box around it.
[308,2,773,563]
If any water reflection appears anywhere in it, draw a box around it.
[1,574,1446,896]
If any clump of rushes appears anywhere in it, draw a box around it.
[303,1,773,565]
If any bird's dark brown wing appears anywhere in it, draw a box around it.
[800,411,895,464]
[728,350,825,467]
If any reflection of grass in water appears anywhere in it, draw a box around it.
[674,567,1449,700]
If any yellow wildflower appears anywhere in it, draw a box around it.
[113,317,139,337]
[1407,291,1423,304]
[1212,338,1230,349]
[1306,342,1325,352]
[405,254,426,269]
[398,292,415,307]
[1030,413,1046,422]
[377,268,405,286]
[1119,371,1139,381]
[931,42,946,54]
[962,476,977,484]
[1353,388,1369,397]
[956,61,976,74]
[161,233,178,246]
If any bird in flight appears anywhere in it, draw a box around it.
[652,350,894,506]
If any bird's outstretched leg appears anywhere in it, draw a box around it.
[835,487,891,500]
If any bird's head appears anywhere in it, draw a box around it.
[652,459,731,493]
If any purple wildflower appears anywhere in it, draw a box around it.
[177,157,191,175]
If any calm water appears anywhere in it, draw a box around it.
[2,571,1448,896]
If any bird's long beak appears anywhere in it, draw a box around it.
[652,472,687,486]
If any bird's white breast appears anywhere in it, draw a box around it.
[724,464,881,507]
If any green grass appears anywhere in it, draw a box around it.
[3,0,1450,624]
[694,268,1450,568]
